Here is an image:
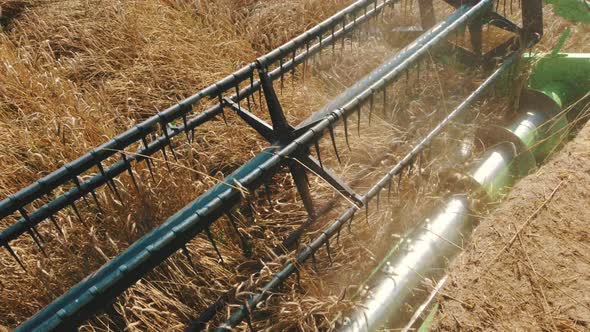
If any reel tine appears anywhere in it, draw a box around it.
[89,189,104,214]
[388,175,393,200]
[348,210,355,233]
[234,82,241,111]
[258,76,264,111]
[341,16,346,54]
[5,244,26,271]
[13,203,26,225]
[226,212,249,256]
[318,34,323,62]
[122,153,140,192]
[247,195,256,225]
[95,157,123,203]
[19,208,46,253]
[49,215,64,236]
[376,189,380,212]
[369,91,375,126]
[405,68,410,94]
[331,25,336,55]
[71,201,86,226]
[245,89,252,112]
[351,13,356,49]
[373,0,378,21]
[314,139,324,170]
[145,156,157,182]
[294,264,302,289]
[323,232,333,265]
[93,152,112,194]
[217,94,229,126]
[263,181,273,208]
[181,245,198,274]
[302,166,312,189]
[357,104,362,137]
[141,136,157,182]
[71,176,91,210]
[328,125,342,165]
[343,113,351,150]
[248,71,255,108]
[303,41,310,82]
[280,57,284,94]
[159,115,179,162]
[31,224,45,243]
[363,5,369,38]
[418,152,423,176]
[291,49,296,87]
[27,228,46,257]
[168,140,179,163]
[243,303,255,332]
[205,227,224,264]
[160,145,173,173]
[310,250,318,272]
[182,114,191,144]
[365,201,369,224]
[108,176,123,204]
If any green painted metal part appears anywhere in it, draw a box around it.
[418,304,439,332]
[369,53,590,332]
[528,53,590,107]
[355,53,590,301]
[414,53,590,331]
[545,0,590,23]
[523,53,590,160]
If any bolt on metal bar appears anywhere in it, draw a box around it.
[219,48,516,331]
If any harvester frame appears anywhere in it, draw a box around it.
[0,1,565,331]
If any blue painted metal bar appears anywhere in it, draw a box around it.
[16,108,340,331]
[0,0,396,253]
[220,41,515,332]
[14,1,407,329]
[20,0,558,330]
[17,2,493,329]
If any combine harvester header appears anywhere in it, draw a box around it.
[2,0,588,331]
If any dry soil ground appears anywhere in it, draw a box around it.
[435,111,590,331]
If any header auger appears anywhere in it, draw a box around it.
[5,1,581,331]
